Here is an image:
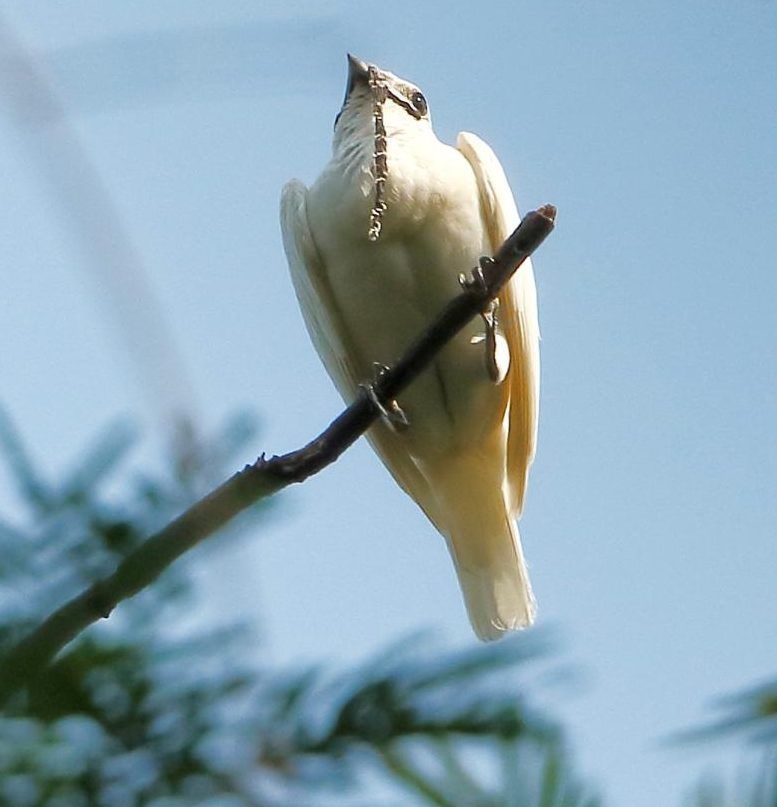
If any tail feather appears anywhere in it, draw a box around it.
[424,450,536,641]
[450,514,536,641]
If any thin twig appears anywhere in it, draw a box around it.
[434,737,486,801]
[377,744,459,807]
[0,205,555,707]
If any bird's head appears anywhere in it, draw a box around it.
[334,54,432,144]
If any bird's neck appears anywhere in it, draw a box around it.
[333,111,434,178]
[332,108,374,166]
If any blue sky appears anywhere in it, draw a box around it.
[1,1,776,804]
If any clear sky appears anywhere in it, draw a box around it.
[1,2,776,804]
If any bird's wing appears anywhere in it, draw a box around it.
[281,179,357,401]
[457,132,540,515]
[280,179,440,518]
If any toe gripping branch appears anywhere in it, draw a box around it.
[460,257,502,383]
[458,255,495,296]
[361,363,410,431]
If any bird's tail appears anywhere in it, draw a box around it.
[425,451,536,641]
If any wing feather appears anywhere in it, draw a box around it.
[457,133,540,515]
[281,179,357,401]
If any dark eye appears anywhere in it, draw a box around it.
[410,91,427,117]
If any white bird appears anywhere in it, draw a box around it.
[280,55,540,640]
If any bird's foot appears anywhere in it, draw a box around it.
[480,299,501,383]
[362,363,410,431]
[458,256,495,299]
[460,258,503,383]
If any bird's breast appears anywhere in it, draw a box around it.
[306,137,504,454]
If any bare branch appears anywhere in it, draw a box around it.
[0,205,555,708]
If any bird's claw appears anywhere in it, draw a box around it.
[362,363,410,431]
[458,256,495,298]
[459,258,501,383]
[481,299,501,383]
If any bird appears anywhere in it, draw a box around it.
[280,55,540,641]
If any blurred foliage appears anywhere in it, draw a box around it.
[0,410,599,806]
[679,678,777,807]
[8,405,775,807]
[686,756,777,807]
[684,680,777,747]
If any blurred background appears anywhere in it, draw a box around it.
[1,1,776,805]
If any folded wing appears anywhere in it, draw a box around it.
[456,132,541,516]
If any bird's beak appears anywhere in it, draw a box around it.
[345,53,370,97]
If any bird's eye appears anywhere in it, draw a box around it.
[410,91,428,117]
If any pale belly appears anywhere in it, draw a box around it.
[306,143,506,456]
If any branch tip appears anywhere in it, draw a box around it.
[538,204,557,222]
